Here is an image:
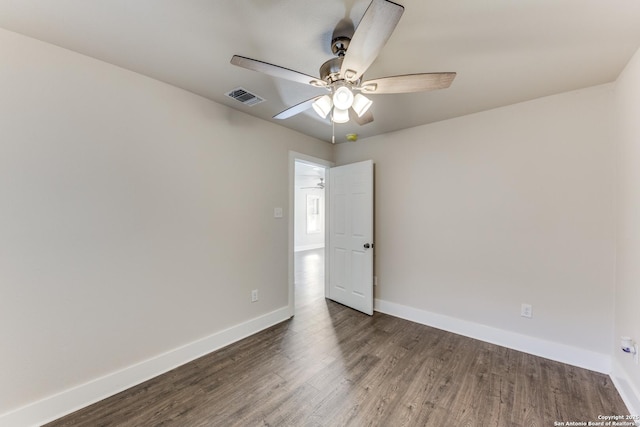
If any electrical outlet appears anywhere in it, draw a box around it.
[521,303,533,318]
[251,289,258,302]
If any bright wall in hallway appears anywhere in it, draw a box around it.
[294,186,325,251]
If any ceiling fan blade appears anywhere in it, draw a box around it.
[360,72,457,94]
[350,108,374,125]
[340,0,404,82]
[273,96,322,120]
[231,55,326,87]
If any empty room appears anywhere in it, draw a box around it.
[1,1,640,426]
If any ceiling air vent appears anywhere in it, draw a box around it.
[226,87,265,106]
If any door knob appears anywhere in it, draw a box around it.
[364,243,373,249]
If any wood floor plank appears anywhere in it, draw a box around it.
[46,249,630,426]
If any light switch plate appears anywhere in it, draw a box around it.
[521,303,533,318]
[274,207,283,218]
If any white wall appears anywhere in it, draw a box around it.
[613,45,640,413]
[294,185,325,251]
[0,28,332,420]
[335,84,616,366]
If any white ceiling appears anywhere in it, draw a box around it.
[1,0,640,144]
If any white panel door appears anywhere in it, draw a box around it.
[328,160,374,315]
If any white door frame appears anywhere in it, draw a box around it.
[288,151,333,317]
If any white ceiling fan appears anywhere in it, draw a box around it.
[301,178,325,190]
[231,0,456,139]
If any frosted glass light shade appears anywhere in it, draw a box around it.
[332,86,354,110]
[332,107,349,123]
[312,95,332,119]
[352,93,372,117]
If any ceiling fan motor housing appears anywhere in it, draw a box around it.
[331,36,350,56]
[320,36,357,85]
[319,57,344,84]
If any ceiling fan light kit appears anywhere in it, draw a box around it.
[333,86,354,110]
[332,107,350,123]
[312,95,333,118]
[352,93,373,117]
[310,87,371,122]
[231,0,456,142]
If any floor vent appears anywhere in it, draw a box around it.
[226,87,265,106]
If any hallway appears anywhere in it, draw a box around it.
[294,248,325,311]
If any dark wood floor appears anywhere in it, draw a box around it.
[47,248,628,426]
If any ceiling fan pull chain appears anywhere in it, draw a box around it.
[332,116,336,144]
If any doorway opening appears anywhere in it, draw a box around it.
[289,153,331,316]
[294,160,326,311]
[289,154,375,317]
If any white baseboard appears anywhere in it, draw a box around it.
[0,307,291,427]
[611,358,640,418]
[374,298,611,374]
